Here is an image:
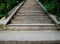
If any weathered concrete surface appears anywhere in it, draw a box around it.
[7,0,57,30]
[0,31,60,41]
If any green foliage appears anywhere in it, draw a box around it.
[0,0,23,19]
[7,0,17,11]
[0,3,5,19]
[39,0,60,21]
[0,3,5,12]
[7,0,23,11]
[44,0,57,14]
[39,0,57,14]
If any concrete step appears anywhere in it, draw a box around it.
[23,1,40,5]
[21,5,42,8]
[16,11,46,16]
[18,11,44,13]
[7,24,56,31]
[19,7,43,11]
[14,15,50,19]
[24,1,36,3]
[23,3,38,6]
[20,6,42,10]
[24,0,36,3]
[0,31,60,43]
[12,15,52,24]
[23,3,38,5]
[11,15,53,24]
[0,41,60,44]
[11,20,52,24]
[13,17,51,22]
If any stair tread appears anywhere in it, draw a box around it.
[7,24,56,31]
[14,16,50,19]
[12,21,51,24]
[16,12,47,17]
[12,15,52,24]
[18,11,44,12]
[13,18,51,21]
[8,24,55,26]
[16,12,46,16]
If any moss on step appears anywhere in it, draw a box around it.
[55,25,60,31]
[0,24,6,30]
[0,24,4,28]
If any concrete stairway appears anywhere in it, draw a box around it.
[7,0,57,31]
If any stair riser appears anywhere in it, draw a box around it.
[16,12,46,16]
[14,18,50,21]
[17,12,46,16]
[20,7,42,10]
[15,16,49,19]
[12,19,51,22]
[21,6,41,8]
[0,41,60,44]
[11,21,52,24]
[24,3,38,6]
[11,16,52,23]
[7,26,56,31]
[19,9,43,11]
[23,3,40,5]
[7,25,56,31]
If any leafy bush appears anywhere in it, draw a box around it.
[39,0,58,14]
[0,3,5,19]
[0,0,23,19]
[7,0,17,11]
[39,0,60,21]
[7,0,23,12]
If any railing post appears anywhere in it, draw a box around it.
[57,0,60,21]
